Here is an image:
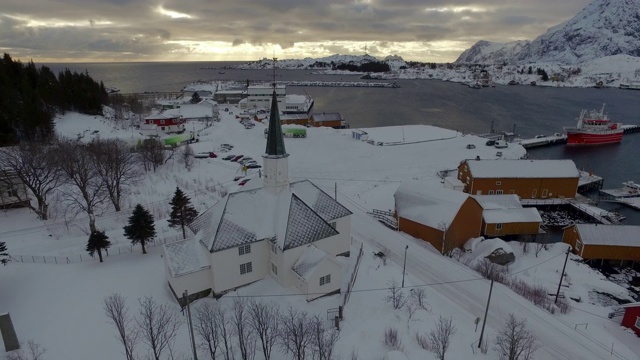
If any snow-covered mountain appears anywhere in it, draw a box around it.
[234,54,407,71]
[455,40,530,64]
[456,0,640,65]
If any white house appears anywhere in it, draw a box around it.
[163,88,352,302]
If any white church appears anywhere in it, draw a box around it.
[163,89,352,302]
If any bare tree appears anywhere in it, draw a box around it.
[182,144,195,171]
[279,307,313,360]
[56,139,109,233]
[136,296,183,360]
[193,302,221,360]
[309,314,339,360]
[409,288,428,310]
[495,314,539,360]
[104,294,138,360]
[248,300,280,360]
[474,259,507,283]
[385,279,408,310]
[215,306,234,360]
[0,142,61,220]
[383,327,402,350]
[6,340,46,360]
[428,316,457,360]
[231,297,255,360]
[88,138,140,211]
[137,138,165,172]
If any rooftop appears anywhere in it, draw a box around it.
[465,159,579,179]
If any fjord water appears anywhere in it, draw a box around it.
[47,61,640,224]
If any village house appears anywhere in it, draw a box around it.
[473,194,543,240]
[619,302,640,336]
[163,89,352,302]
[457,159,579,199]
[309,112,349,129]
[164,103,215,123]
[394,181,483,254]
[0,169,29,210]
[562,224,640,262]
[142,113,186,133]
[279,113,310,126]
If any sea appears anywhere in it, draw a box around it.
[45,61,640,225]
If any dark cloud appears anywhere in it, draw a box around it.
[0,0,593,62]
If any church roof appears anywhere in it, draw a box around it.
[188,180,350,253]
[163,238,211,277]
[292,245,329,280]
[265,90,287,157]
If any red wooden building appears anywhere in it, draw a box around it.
[144,114,186,133]
[621,302,640,336]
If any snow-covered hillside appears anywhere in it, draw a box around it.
[235,53,408,72]
[456,0,640,65]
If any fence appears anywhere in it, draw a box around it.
[9,234,184,265]
[342,241,364,309]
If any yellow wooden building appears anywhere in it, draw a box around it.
[563,224,640,261]
[394,181,483,254]
[457,159,579,199]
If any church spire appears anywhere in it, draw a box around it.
[264,89,287,157]
[262,57,289,189]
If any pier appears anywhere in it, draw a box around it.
[521,197,623,225]
[578,170,604,193]
[622,124,640,134]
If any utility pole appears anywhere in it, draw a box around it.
[183,290,198,360]
[555,245,571,304]
[402,245,409,287]
[478,279,494,348]
[334,182,337,200]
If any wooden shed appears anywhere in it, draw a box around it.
[562,224,640,261]
[394,181,483,254]
[473,195,542,238]
[280,113,310,126]
[457,159,579,199]
[309,112,349,129]
[0,169,30,210]
[620,302,640,336]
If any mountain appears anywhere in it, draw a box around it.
[234,54,407,71]
[455,40,530,64]
[456,0,640,65]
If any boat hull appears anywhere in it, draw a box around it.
[565,130,623,146]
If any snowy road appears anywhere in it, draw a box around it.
[350,212,633,360]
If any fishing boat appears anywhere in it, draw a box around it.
[564,104,623,146]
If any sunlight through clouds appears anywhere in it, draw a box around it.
[156,6,193,19]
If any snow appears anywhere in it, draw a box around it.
[1,105,640,360]
[164,238,210,277]
[394,180,469,229]
[575,224,640,247]
[483,208,542,224]
[292,245,327,279]
[466,159,580,179]
[164,103,213,119]
[473,194,523,210]
[464,237,515,261]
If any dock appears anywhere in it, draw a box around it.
[518,134,568,148]
[599,197,640,211]
[622,125,640,134]
[578,171,604,193]
[521,197,622,225]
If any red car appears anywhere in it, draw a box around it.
[208,152,217,158]
[231,155,244,162]
[238,179,251,186]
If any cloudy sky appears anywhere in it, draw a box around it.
[1,0,592,63]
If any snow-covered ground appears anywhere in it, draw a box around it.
[1,106,639,360]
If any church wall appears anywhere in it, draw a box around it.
[333,215,352,255]
[210,240,269,293]
[166,266,212,300]
[281,245,307,287]
[305,258,342,301]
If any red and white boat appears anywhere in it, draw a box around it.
[564,104,623,146]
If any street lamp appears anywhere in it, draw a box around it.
[402,245,409,287]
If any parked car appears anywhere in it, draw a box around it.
[238,179,251,186]
[234,176,244,181]
[466,144,476,149]
[208,152,217,158]
[194,152,210,159]
[246,164,262,169]
[496,151,503,157]
[485,139,496,146]
[231,155,244,162]
[223,154,235,161]
[494,140,508,149]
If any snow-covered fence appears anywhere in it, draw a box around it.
[342,242,364,310]
[8,233,183,265]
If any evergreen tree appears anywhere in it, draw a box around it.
[123,204,156,254]
[190,92,201,104]
[168,187,199,239]
[86,230,111,262]
[0,241,8,265]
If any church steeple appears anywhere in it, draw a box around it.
[264,90,287,157]
[262,58,290,189]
